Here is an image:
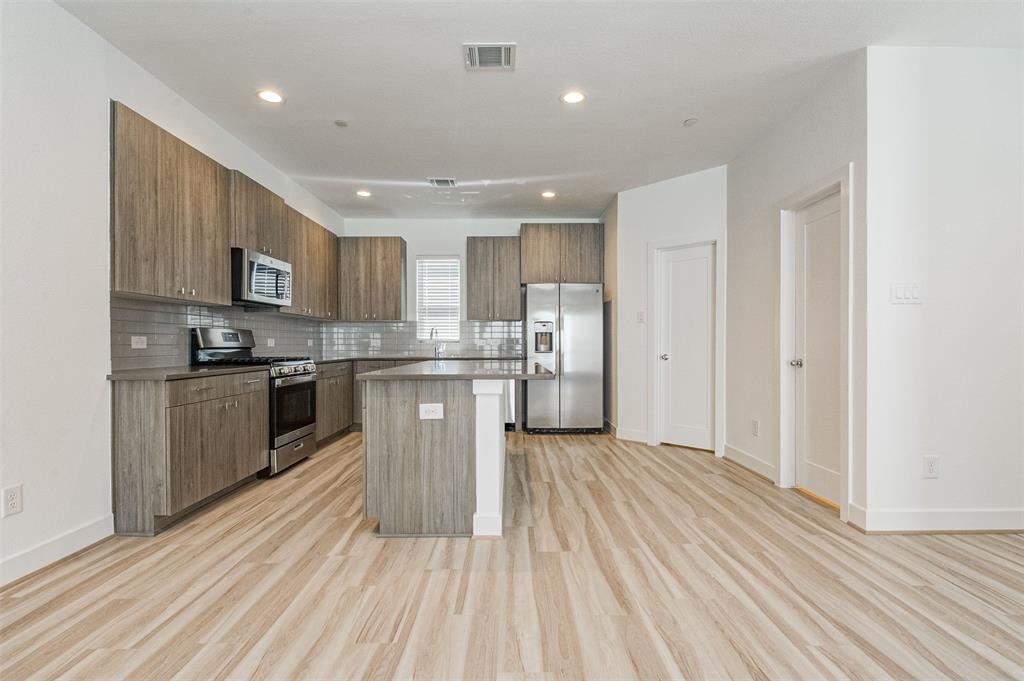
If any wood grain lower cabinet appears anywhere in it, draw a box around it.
[113,372,268,535]
[352,361,396,425]
[316,371,353,441]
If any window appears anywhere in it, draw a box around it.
[416,257,461,340]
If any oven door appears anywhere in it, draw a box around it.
[232,248,293,307]
[270,374,316,447]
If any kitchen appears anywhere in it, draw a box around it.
[3,2,1022,679]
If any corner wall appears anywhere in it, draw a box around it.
[0,0,346,584]
[601,197,619,431]
[613,166,728,444]
[725,52,868,499]
[863,47,1023,530]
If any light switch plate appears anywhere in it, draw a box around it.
[307,339,314,347]
[419,403,444,420]
[636,310,646,324]
[890,281,923,305]
[130,336,147,349]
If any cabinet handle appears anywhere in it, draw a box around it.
[364,313,368,320]
[179,287,187,294]
[235,400,239,408]
[191,288,197,296]
[193,386,214,392]
[268,248,273,255]
[245,379,261,384]
[293,441,304,451]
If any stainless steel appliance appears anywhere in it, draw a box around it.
[231,248,293,307]
[191,328,316,474]
[524,283,603,431]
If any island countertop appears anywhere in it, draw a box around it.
[356,359,554,381]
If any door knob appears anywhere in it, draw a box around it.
[659,354,669,360]
[790,359,804,367]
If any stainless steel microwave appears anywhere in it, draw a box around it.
[231,248,293,307]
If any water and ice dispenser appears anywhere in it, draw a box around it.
[533,321,554,353]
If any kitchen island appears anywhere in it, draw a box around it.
[358,359,553,537]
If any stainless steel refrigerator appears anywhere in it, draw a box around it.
[524,283,603,431]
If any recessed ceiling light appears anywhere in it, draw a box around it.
[356,189,371,197]
[541,191,556,198]
[334,120,348,128]
[257,89,283,103]
[561,91,586,104]
[683,117,699,127]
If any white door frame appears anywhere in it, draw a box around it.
[646,238,726,456]
[777,163,853,521]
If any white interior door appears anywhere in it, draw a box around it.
[658,244,715,450]
[795,193,841,503]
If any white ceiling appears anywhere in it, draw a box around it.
[61,1,1022,219]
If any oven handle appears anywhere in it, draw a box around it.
[274,373,316,387]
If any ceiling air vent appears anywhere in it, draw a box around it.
[427,177,457,188]
[463,43,516,70]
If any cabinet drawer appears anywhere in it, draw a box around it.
[315,361,352,379]
[166,371,268,407]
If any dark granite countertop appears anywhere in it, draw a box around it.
[108,355,526,381]
[356,359,554,381]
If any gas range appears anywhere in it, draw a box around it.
[190,329,316,378]
[191,327,317,475]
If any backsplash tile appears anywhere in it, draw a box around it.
[110,296,523,370]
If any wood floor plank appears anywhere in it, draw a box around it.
[2,431,1022,680]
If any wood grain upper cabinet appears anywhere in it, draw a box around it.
[519,223,562,283]
[467,236,521,320]
[337,237,406,321]
[229,170,288,261]
[111,101,230,305]
[559,223,603,283]
[520,223,603,284]
[281,209,337,319]
[319,226,338,320]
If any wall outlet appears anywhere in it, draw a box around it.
[923,455,940,479]
[2,484,23,517]
[267,338,275,347]
[752,419,760,437]
[307,339,314,347]
[636,310,646,324]
[419,403,444,420]
[130,335,148,349]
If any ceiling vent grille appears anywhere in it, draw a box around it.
[427,177,457,188]
[463,43,515,70]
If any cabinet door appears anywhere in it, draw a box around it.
[316,378,334,441]
[338,374,354,430]
[492,236,522,320]
[229,170,287,261]
[237,391,268,478]
[520,223,562,283]
[321,227,338,320]
[112,102,176,299]
[352,361,395,424]
[199,397,238,499]
[371,238,406,320]
[466,237,493,320]
[559,223,603,283]
[338,238,372,320]
[280,207,309,316]
[166,402,203,514]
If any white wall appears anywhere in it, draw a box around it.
[613,166,728,445]
[601,197,619,429]
[342,218,599,322]
[725,52,868,504]
[863,47,1023,530]
[0,0,346,584]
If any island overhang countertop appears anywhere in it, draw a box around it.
[356,359,554,381]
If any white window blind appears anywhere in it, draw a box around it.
[416,257,461,340]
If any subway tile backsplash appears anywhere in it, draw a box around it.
[110,296,523,370]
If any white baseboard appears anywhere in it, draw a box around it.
[1,514,114,586]
[850,505,1024,533]
[472,513,503,537]
[723,443,777,481]
[614,427,647,443]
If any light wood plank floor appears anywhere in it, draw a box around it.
[2,433,1022,680]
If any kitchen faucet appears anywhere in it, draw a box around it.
[429,327,446,358]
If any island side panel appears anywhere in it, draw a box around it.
[365,378,476,536]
